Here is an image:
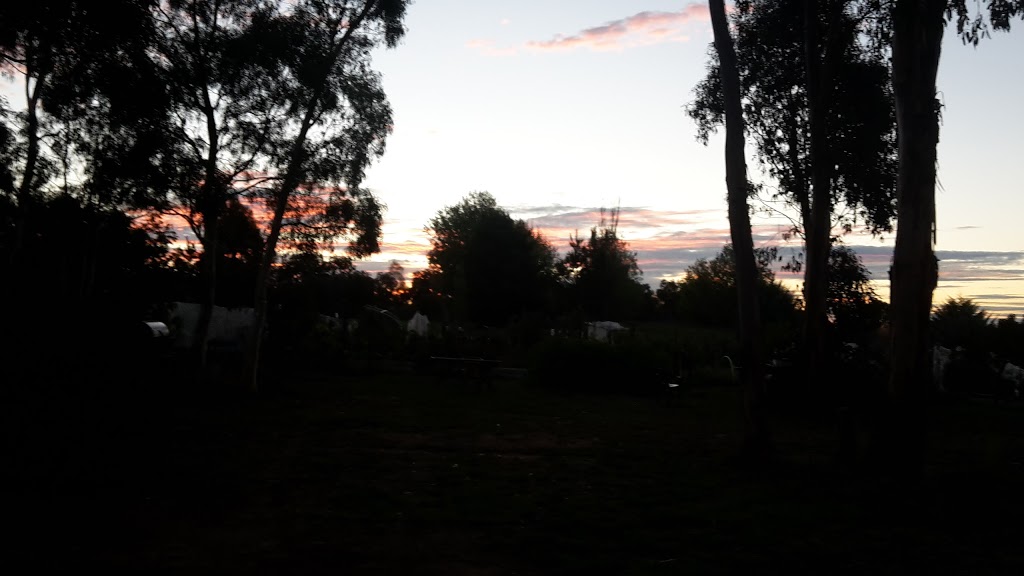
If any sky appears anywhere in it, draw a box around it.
[2,1,1021,316]
[355,0,1024,317]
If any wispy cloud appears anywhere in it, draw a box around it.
[464,38,518,57]
[467,3,709,56]
[525,4,708,52]
[517,206,722,234]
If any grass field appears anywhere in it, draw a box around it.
[8,370,1024,574]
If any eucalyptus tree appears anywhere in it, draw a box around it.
[882,0,1021,467]
[689,0,897,384]
[153,0,407,374]
[708,0,768,456]
[246,0,408,388]
[0,0,165,272]
[416,192,558,327]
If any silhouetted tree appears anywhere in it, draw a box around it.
[993,314,1024,367]
[416,192,558,327]
[932,296,989,350]
[883,1,1021,469]
[559,208,651,321]
[215,198,264,307]
[659,245,797,327]
[1,194,174,377]
[147,0,403,383]
[271,251,375,348]
[827,245,887,341]
[375,260,407,310]
[0,0,167,289]
[154,0,293,367]
[248,0,408,389]
[689,0,897,384]
[708,0,768,456]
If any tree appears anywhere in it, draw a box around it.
[374,260,407,310]
[415,192,558,327]
[0,0,167,284]
[271,251,376,349]
[215,198,264,307]
[149,0,405,383]
[932,296,989,349]
[248,0,408,388]
[826,245,887,341]
[689,0,898,384]
[559,208,651,321]
[659,245,797,327]
[708,0,768,456]
[154,0,295,368]
[993,314,1024,368]
[0,194,175,377]
[881,0,1021,470]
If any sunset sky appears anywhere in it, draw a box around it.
[356,0,1024,316]
[3,1,1021,315]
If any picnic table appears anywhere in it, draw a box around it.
[429,356,501,389]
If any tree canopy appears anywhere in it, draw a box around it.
[826,244,887,340]
[657,245,797,327]
[688,0,897,239]
[559,208,652,322]
[416,192,558,326]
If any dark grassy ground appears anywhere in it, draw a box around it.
[7,369,1024,574]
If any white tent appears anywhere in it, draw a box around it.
[585,321,627,343]
[168,302,256,349]
[407,312,430,337]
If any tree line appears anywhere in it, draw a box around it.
[2,0,1022,437]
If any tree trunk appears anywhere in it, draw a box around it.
[248,113,317,391]
[246,4,380,392]
[710,0,768,457]
[194,82,223,373]
[195,207,220,371]
[249,194,287,393]
[802,0,837,391]
[884,0,945,471]
[10,70,45,274]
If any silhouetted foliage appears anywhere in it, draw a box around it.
[689,0,898,388]
[416,192,558,327]
[657,245,797,328]
[932,296,990,351]
[374,260,408,310]
[993,314,1024,367]
[0,0,167,205]
[689,0,897,238]
[559,208,652,322]
[708,0,768,456]
[827,245,887,341]
[0,194,178,379]
[885,1,1021,417]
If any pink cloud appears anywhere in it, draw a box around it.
[526,4,709,52]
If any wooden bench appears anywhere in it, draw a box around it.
[429,356,501,390]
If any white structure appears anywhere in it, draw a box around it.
[1001,362,1024,397]
[143,321,170,338]
[933,345,952,392]
[585,321,627,343]
[168,302,256,349]
[407,312,430,337]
